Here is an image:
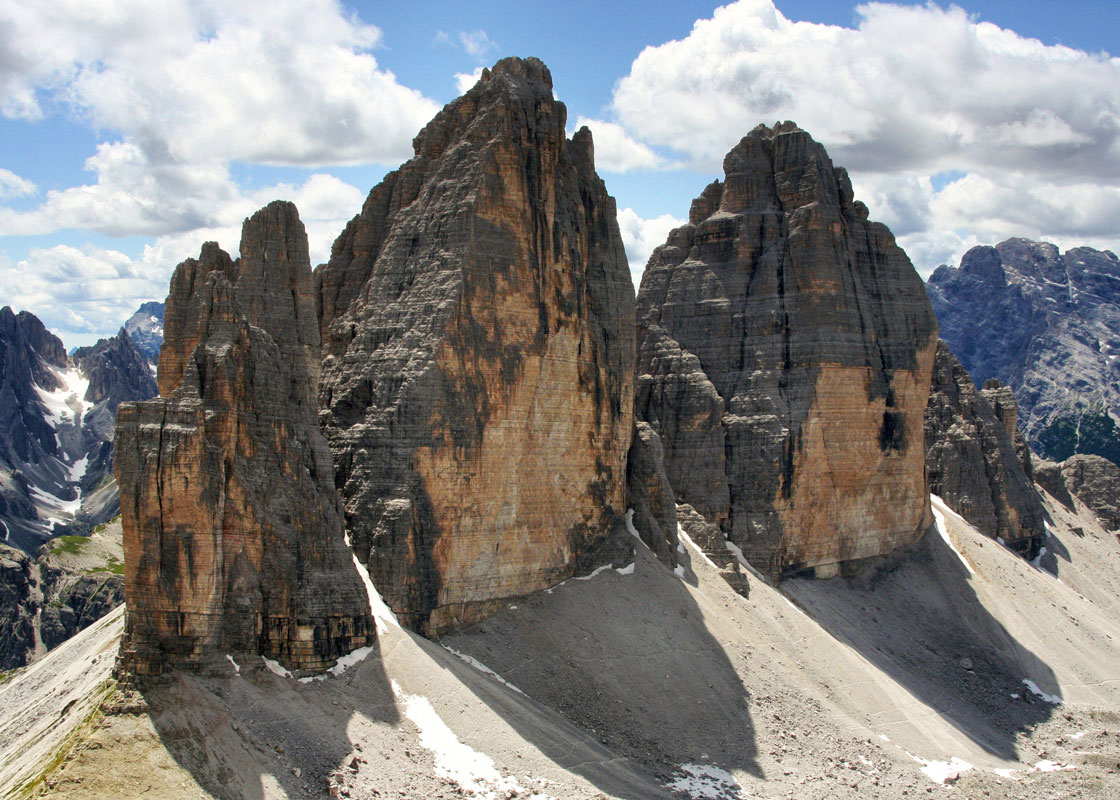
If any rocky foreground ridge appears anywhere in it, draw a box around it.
[927,238,1120,466]
[635,122,938,580]
[114,202,373,675]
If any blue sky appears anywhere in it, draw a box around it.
[1,0,1117,345]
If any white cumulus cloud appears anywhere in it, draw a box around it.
[455,67,486,95]
[0,168,36,198]
[459,30,497,60]
[610,0,1120,272]
[616,207,687,289]
[574,117,677,173]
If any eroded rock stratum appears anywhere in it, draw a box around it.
[635,122,938,580]
[115,202,374,675]
[315,57,635,633]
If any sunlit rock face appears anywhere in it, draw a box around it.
[635,122,938,580]
[316,58,636,634]
[115,201,374,676]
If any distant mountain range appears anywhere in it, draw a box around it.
[927,239,1120,467]
[0,302,163,552]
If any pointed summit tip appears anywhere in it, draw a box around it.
[489,56,552,89]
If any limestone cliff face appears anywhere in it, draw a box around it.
[635,122,938,580]
[925,341,1046,557]
[316,58,635,633]
[115,201,373,675]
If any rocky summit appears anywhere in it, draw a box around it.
[924,340,1046,557]
[927,238,1120,466]
[114,201,374,676]
[635,121,938,581]
[315,57,636,633]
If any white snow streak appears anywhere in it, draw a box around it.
[1022,678,1063,705]
[615,562,635,575]
[930,495,975,576]
[225,654,240,674]
[28,485,80,514]
[0,520,9,541]
[677,527,718,570]
[262,656,292,678]
[440,644,525,695]
[391,680,548,799]
[343,530,399,634]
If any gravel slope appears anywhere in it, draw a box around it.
[4,492,1120,800]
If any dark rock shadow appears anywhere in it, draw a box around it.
[441,535,760,799]
[136,637,399,800]
[784,526,1060,762]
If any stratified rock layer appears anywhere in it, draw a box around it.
[636,122,937,580]
[927,239,1120,466]
[316,58,635,633]
[115,201,373,675]
[925,341,1046,557]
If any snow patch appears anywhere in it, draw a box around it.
[34,366,91,429]
[673,564,687,578]
[343,530,399,634]
[0,520,8,541]
[665,763,748,799]
[930,495,975,576]
[1022,678,1063,705]
[66,455,88,483]
[615,562,635,575]
[391,680,546,799]
[262,656,292,678]
[573,564,612,581]
[28,485,80,514]
[440,644,525,695]
[624,507,648,549]
[678,527,718,569]
[724,539,767,583]
[225,654,240,674]
[909,754,973,784]
[1033,760,1075,773]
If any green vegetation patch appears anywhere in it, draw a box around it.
[48,535,92,556]
[87,556,124,575]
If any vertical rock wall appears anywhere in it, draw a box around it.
[115,202,373,675]
[636,122,938,580]
[316,58,635,633]
[925,340,1046,557]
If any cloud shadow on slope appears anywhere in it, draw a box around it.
[440,533,761,799]
[784,525,1060,763]
[135,637,400,800]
